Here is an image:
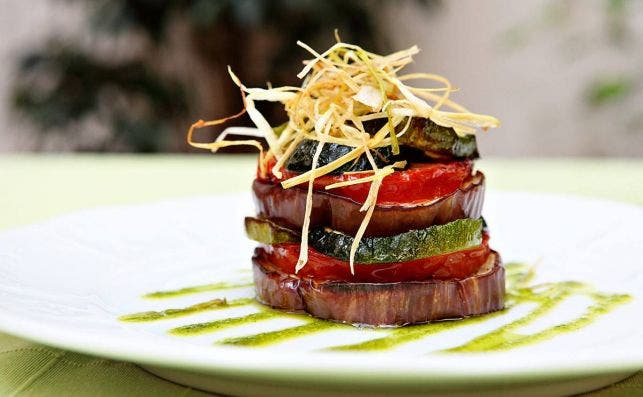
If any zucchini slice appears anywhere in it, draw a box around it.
[309,218,483,264]
[244,217,299,245]
[285,139,395,174]
[285,118,478,174]
[246,216,483,264]
[397,118,479,160]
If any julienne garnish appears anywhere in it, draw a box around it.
[188,36,503,326]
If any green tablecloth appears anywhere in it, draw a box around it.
[1,154,641,397]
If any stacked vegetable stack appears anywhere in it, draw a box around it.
[246,117,504,326]
[189,41,504,326]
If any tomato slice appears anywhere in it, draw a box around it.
[254,235,490,283]
[261,158,473,206]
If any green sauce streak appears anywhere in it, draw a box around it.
[329,309,507,352]
[143,281,253,299]
[219,320,341,347]
[118,298,254,322]
[120,263,632,352]
[170,311,277,336]
[449,291,631,353]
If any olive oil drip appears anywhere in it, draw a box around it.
[119,263,631,352]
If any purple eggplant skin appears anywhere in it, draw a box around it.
[252,173,485,238]
[253,250,504,327]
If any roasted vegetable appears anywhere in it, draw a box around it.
[253,234,491,283]
[253,250,504,326]
[245,216,483,265]
[244,217,299,245]
[285,139,396,174]
[309,218,483,264]
[280,160,474,206]
[252,172,485,237]
[284,117,478,174]
[397,118,479,160]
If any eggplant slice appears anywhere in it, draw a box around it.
[252,172,485,237]
[253,250,504,327]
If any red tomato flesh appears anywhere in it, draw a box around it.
[262,159,473,206]
[254,235,490,283]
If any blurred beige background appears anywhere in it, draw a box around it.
[1,0,642,156]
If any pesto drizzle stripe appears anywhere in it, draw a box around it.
[328,309,507,352]
[448,292,631,352]
[119,298,255,322]
[169,312,277,336]
[143,281,253,299]
[219,320,341,347]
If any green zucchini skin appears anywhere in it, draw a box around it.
[245,216,483,264]
[285,118,478,174]
[285,139,396,174]
[309,218,483,264]
[398,118,479,160]
[244,217,299,245]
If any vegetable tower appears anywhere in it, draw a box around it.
[189,38,504,326]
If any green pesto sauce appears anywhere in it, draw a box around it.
[118,298,255,322]
[220,320,341,347]
[143,281,253,299]
[119,263,631,352]
[170,311,277,336]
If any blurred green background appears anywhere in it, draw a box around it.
[0,0,641,156]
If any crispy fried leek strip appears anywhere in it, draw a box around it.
[323,161,405,190]
[271,133,304,179]
[349,171,385,274]
[186,86,271,172]
[357,50,399,155]
[187,39,500,271]
[280,147,365,189]
[295,108,334,273]
[340,137,390,274]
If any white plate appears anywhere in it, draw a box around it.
[0,191,641,397]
